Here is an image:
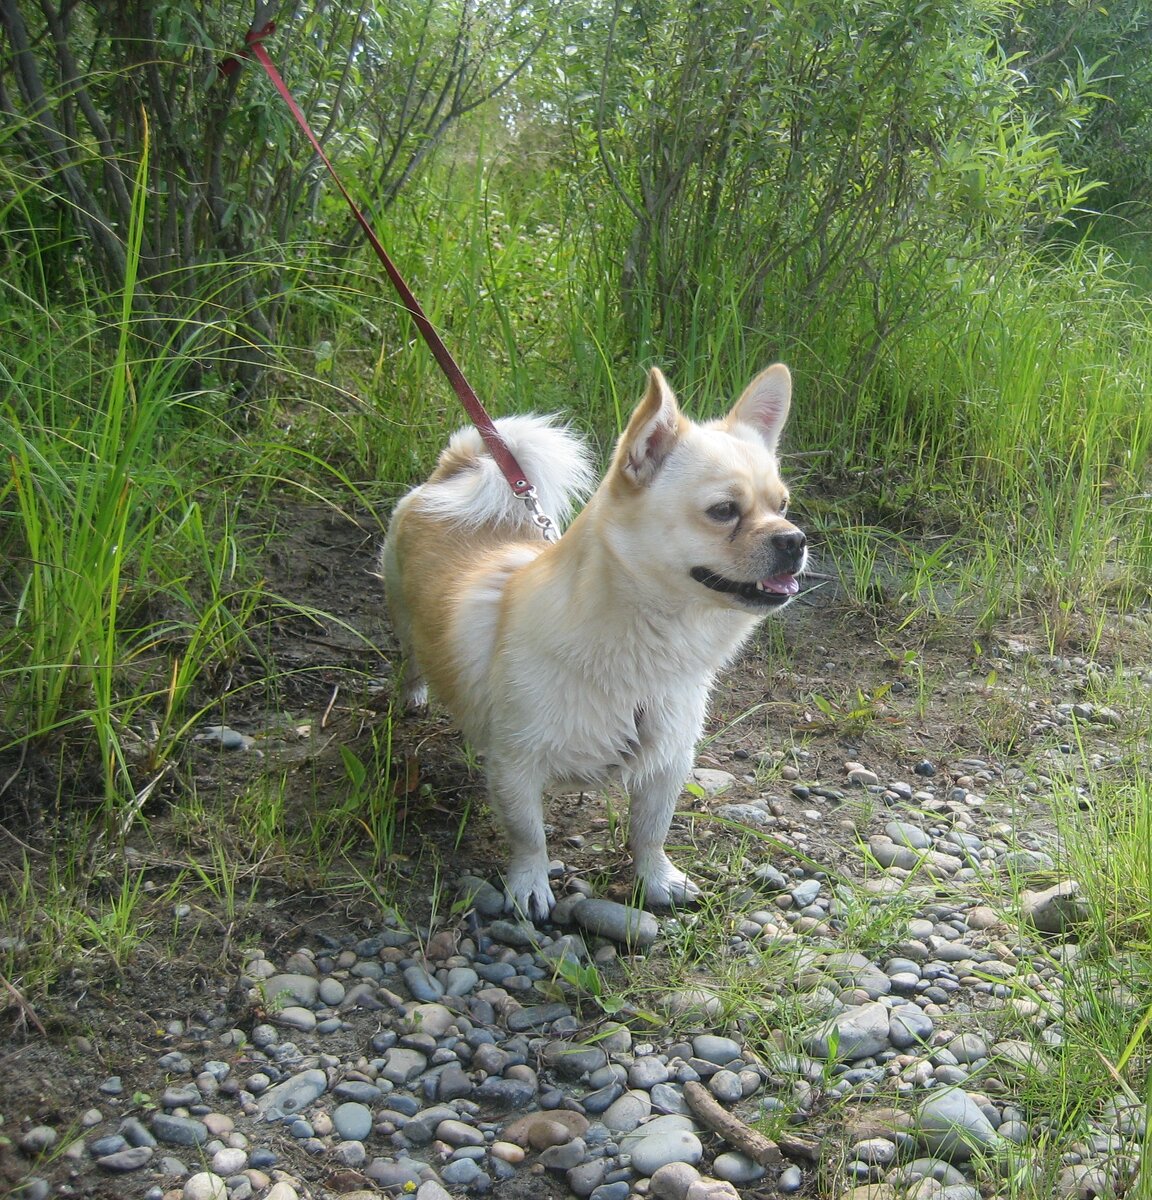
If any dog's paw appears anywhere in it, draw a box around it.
[637,859,702,909]
[402,681,428,712]
[504,869,555,924]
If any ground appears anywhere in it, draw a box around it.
[1,500,1148,1198]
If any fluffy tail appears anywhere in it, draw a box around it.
[417,414,595,532]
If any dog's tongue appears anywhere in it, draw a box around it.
[759,574,800,596]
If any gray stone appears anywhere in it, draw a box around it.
[915,1088,1002,1161]
[317,978,346,1006]
[331,1140,367,1168]
[650,1082,690,1115]
[506,1002,573,1031]
[1021,881,1088,934]
[150,1114,208,1147]
[256,1068,328,1122]
[272,1005,316,1033]
[380,1047,428,1084]
[1002,849,1056,875]
[367,1157,424,1190]
[440,1157,485,1186]
[803,1002,891,1061]
[332,1102,373,1141]
[712,1150,766,1183]
[692,1034,741,1065]
[778,1164,804,1192]
[601,1089,652,1133]
[538,1136,588,1170]
[628,1127,703,1175]
[182,1172,227,1200]
[649,1162,703,1198]
[402,964,445,1001]
[589,1184,630,1200]
[262,974,320,1007]
[572,899,660,948]
[947,1034,989,1064]
[95,1146,154,1172]
[886,821,933,849]
[19,1127,58,1155]
[445,966,479,996]
[629,1056,671,1089]
[543,1040,608,1079]
[708,1070,744,1104]
[889,1005,934,1048]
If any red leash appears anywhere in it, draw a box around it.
[221,21,557,539]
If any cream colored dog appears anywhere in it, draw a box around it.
[381,365,807,920]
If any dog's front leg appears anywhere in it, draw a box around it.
[627,762,702,908]
[487,760,555,921]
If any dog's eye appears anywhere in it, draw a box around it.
[779,497,790,516]
[707,501,740,523]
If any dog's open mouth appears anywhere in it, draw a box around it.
[690,566,800,607]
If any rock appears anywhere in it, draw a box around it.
[95,1146,154,1172]
[915,1088,1002,1161]
[650,1161,703,1198]
[380,1047,429,1084]
[691,769,736,795]
[947,1034,989,1064]
[888,1005,934,1049]
[416,1183,456,1200]
[885,821,932,850]
[256,1069,328,1121]
[264,1184,300,1200]
[150,1114,208,1147]
[543,1039,608,1078]
[571,899,660,947]
[332,1102,373,1141]
[711,1151,765,1183]
[803,1002,891,1061]
[262,973,320,1006]
[503,1110,589,1147]
[691,1035,742,1065]
[19,1127,58,1155]
[183,1172,227,1200]
[538,1135,588,1170]
[628,1127,703,1175]
[601,1089,652,1133]
[273,1005,316,1032]
[1020,881,1088,934]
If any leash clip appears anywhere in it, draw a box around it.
[518,487,559,543]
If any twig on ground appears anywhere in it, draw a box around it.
[683,1080,783,1167]
[1,972,48,1037]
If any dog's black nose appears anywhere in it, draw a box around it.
[772,529,807,568]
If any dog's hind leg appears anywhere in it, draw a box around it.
[380,532,428,709]
[627,762,702,908]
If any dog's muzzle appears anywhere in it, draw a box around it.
[691,528,807,609]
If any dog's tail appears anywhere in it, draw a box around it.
[418,415,595,532]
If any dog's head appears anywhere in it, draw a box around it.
[606,365,807,612]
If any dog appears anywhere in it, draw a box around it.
[381,365,807,921]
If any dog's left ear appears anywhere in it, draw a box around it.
[615,367,684,487]
[725,364,792,454]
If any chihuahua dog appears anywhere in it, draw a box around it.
[381,365,806,920]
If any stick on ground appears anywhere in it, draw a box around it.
[683,1080,783,1167]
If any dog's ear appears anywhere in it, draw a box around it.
[615,367,683,487]
[725,364,792,453]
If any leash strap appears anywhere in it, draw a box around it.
[225,22,557,539]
